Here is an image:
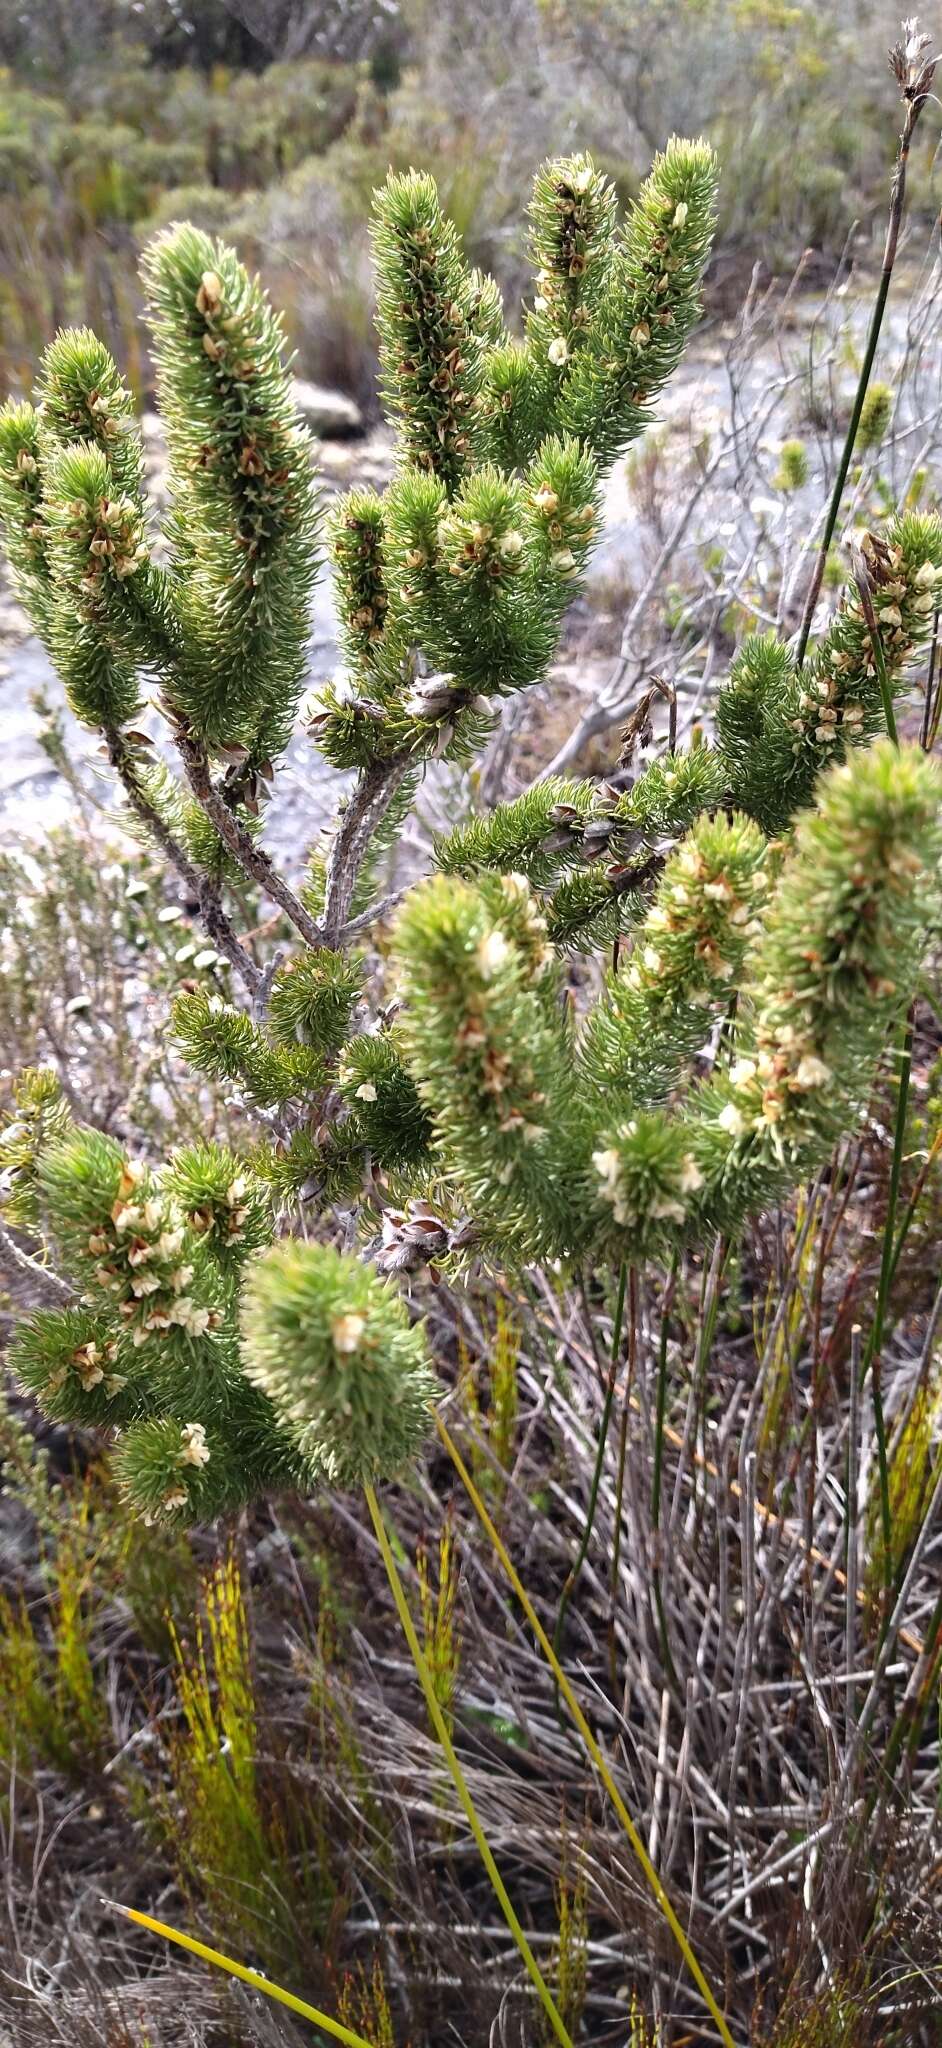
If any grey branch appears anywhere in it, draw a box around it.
[321,754,412,944]
[107,730,262,996]
[0,1222,75,1304]
[174,730,326,952]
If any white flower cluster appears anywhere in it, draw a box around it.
[81,490,148,585]
[88,1158,221,1348]
[331,1311,367,1355]
[718,1028,836,1152]
[436,500,527,584]
[44,1336,126,1406]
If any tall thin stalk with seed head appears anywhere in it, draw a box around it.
[795,19,937,668]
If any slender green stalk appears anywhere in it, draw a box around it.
[690,1238,728,1541]
[928,610,942,747]
[884,1125,942,1297]
[796,281,893,669]
[606,1266,636,1699]
[437,1416,738,2048]
[919,607,939,748]
[651,1255,681,1691]
[795,65,932,669]
[870,1346,893,1614]
[849,543,909,1606]
[860,1013,914,1607]
[363,1482,575,2048]
[845,1322,861,1747]
[879,1582,942,1796]
[103,1902,373,2046]
[652,1255,681,1531]
[859,574,899,744]
[552,1261,627,1668]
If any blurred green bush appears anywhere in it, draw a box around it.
[0,2,934,409]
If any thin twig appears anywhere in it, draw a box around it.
[338,888,409,941]
[106,729,261,995]
[322,755,412,944]
[173,728,325,951]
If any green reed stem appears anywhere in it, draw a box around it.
[859,1012,913,1608]
[879,1582,942,1797]
[103,1902,373,2046]
[651,1254,681,1692]
[606,1265,636,1700]
[795,82,927,670]
[883,1126,942,1299]
[552,1260,627,1669]
[870,600,899,745]
[437,1415,738,2048]
[364,1482,575,2048]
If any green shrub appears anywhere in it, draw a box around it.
[3,127,942,2045]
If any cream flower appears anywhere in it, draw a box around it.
[593,1146,629,1223]
[477,929,511,978]
[172,1299,212,1337]
[332,1311,367,1354]
[179,1422,210,1468]
[73,1343,104,1390]
[793,1053,832,1090]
